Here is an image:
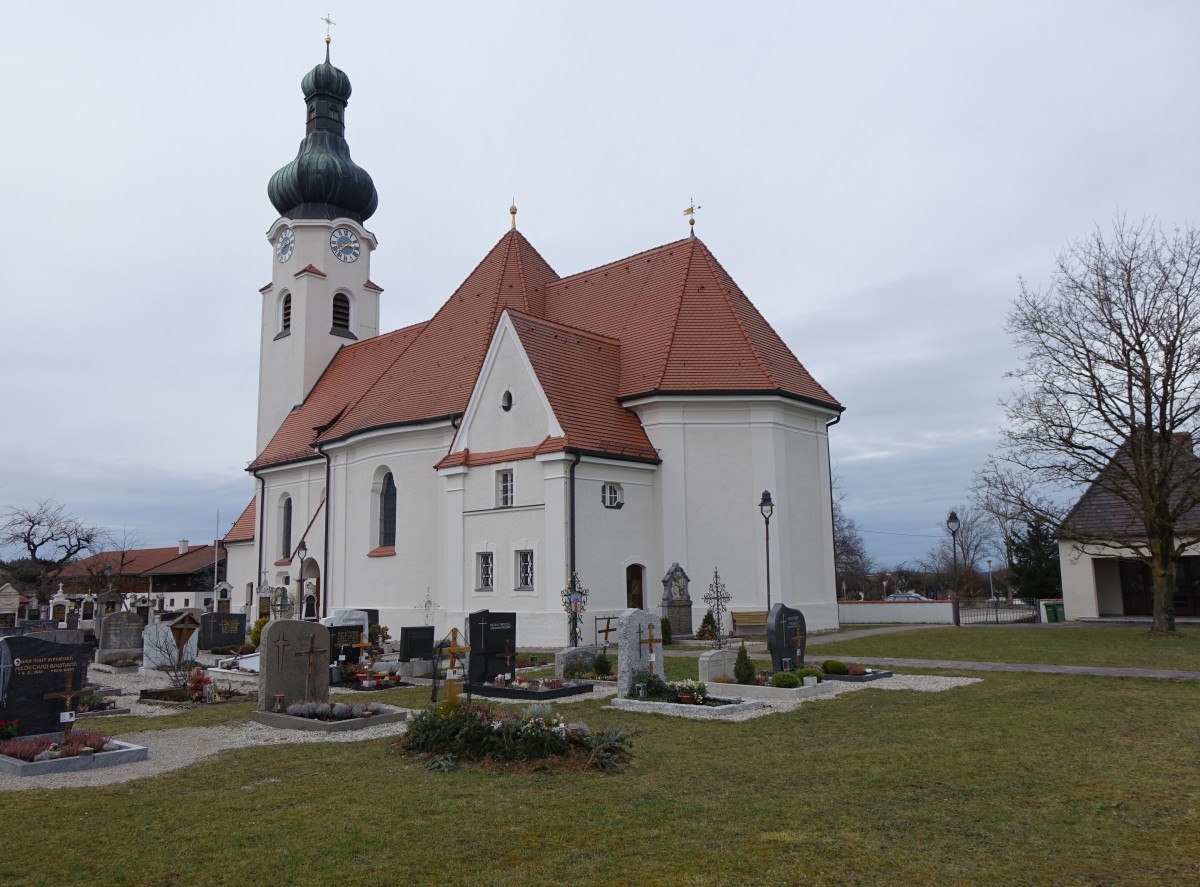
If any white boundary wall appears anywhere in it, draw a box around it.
[838,601,954,624]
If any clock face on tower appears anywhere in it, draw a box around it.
[330,227,361,263]
[274,227,295,263]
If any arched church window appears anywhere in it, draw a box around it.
[379,472,397,548]
[332,293,351,331]
[281,496,293,558]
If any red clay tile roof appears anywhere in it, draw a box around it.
[224,498,256,543]
[60,545,225,578]
[294,263,327,278]
[251,230,838,470]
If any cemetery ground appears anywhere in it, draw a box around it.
[2,630,1199,885]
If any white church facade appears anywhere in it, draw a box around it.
[224,47,844,646]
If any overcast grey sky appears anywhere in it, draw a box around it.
[3,2,1198,568]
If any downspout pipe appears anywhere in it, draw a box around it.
[567,450,582,577]
[317,443,333,620]
[825,412,843,597]
[253,470,266,605]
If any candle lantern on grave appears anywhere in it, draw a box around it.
[560,573,589,648]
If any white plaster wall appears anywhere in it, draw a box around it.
[838,601,955,624]
[453,321,561,455]
[257,462,328,595]
[631,395,840,633]
[572,459,658,612]
[1058,541,1104,619]
[223,541,257,614]
[328,425,453,618]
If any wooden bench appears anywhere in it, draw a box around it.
[731,610,768,635]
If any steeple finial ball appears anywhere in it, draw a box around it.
[509,203,518,230]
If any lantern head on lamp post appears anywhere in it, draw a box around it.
[946,510,961,599]
[293,540,308,620]
[759,490,774,610]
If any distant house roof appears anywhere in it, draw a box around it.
[60,544,225,579]
[250,230,841,471]
[1059,434,1200,540]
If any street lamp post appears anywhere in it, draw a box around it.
[293,539,308,620]
[759,491,775,610]
[946,511,961,599]
[987,558,995,601]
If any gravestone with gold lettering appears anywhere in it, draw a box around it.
[199,612,247,650]
[0,635,91,737]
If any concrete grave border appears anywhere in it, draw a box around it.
[0,740,149,777]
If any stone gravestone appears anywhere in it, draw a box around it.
[258,620,330,712]
[321,609,369,646]
[698,648,738,683]
[661,563,693,639]
[28,629,85,646]
[616,608,666,697]
[0,635,91,737]
[142,620,199,670]
[198,612,247,650]
[96,612,145,665]
[555,647,597,679]
[467,610,517,686]
[398,626,435,661]
[766,602,807,673]
[328,624,364,665]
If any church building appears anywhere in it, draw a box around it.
[223,45,844,646]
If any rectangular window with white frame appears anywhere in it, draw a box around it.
[496,469,514,508]
[477,552,494,591]
[516,550,534,589]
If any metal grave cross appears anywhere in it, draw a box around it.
[43,668,90,737]
[294,635,329,701]
[496,640,516,679]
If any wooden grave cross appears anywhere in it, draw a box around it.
[496,640,515,679]
[43,668,90,737]
[792,623,805,663]
[442,628,471,703]
[639,621,659,666]
[595,615,617,652]
[294,635,329,701]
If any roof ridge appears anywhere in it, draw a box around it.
[506,307,621,347]
[555,235,696,285]
[649,239,697,391]
[495,230,530,314]
[692,239,776,386]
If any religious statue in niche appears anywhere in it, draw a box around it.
[661,564,691,603]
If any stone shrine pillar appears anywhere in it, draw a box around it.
[660,563,693,639]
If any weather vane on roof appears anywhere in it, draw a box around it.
[683,198,701,236]
[322,13,336,44]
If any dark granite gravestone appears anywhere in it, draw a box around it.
[199,613,247,650]
[258,620,330,712]
[559,647,597,677]
[766,603,807,672]
[0,635,91,737]
[28,629,85,646]
[328,625,364,664]
[97,612,144,664]
[398,626,435,661]
[467,610,517,686]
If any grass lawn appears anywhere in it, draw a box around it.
[5,669,1200,886]
[813,626,1200,670]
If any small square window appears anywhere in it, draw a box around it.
[516,550,534,589]
[497,469,514,508]
[478,552,494,590]
[601,482,623,509]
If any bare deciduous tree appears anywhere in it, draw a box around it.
[0,500,105,601]
[919,505,998,598]
[832,479,874,598]
[1000,217,1200,633]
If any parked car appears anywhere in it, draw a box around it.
[882,592,932,602]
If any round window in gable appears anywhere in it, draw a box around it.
[501,390,513,412]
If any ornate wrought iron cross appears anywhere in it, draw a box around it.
[560,572,589,648]
[703,567,731,649]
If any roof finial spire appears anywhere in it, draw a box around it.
[322,13,336,61]
[509,199,518,231]
[683,198,701,238]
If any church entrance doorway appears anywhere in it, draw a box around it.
[626,564,644,609]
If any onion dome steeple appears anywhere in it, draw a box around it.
[267,44,378,223]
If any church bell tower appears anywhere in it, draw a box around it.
[257,40,381,453]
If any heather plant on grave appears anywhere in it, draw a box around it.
[398,700,633,772]
[0,730,113,762]
[847,663,867,676]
